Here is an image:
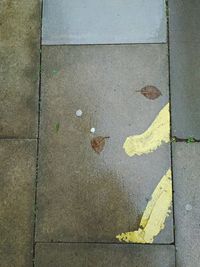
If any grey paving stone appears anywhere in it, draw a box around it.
[0,0,40,138]
[0,140,36,267]
[169,0,200,139]
[172,143,200,267]
[42,0,167,45]
[35,243,175,267]
[36,45,173,243]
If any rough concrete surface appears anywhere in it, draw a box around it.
[42,0,166,44]
[35,243,175,267]
[0,140,36,267]
[169,0,200,139]
[36,45,173,243]
[173,143,200,267]
[0,0,40,138]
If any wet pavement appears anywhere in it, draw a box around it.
[169,0,200,139]
[173,143,200,267]
[42,0,166,44]
[0,0,200,266]
[36,44,172,243]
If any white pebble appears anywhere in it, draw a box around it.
[185,204,192,211]
[76,109,83,117]
[90,127,96,133]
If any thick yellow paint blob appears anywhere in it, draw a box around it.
[116,169,172,243]
[124,103,170,156]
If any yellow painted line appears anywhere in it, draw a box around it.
[116,169,172,243]
[123,103,170,156]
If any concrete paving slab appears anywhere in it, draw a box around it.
[169,0,200,139]
[42,0,167,45]
[0,140,36,267]
[36,45,173,243]
[0,0,40,138]
[35,243,175,267]
[172,143,200,267]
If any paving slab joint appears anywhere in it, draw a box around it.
[35,241,175,246]
[166,1,177,264]
[171,136,200,143]
[32,0,43,266]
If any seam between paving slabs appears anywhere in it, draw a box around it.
[166,0,176,245]
[32,0,44,266]
[164,1,200,267]
[35,241,174,246]
[172,137,200,143]
[167,2,200,267]
[166,4,177,267]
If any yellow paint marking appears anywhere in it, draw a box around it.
[124,103,170,156]
[116,169,172,243]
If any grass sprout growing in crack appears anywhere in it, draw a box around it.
[187,137,195,143]
[171,137,177,143]
[55,122,60,133]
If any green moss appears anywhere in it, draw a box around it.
[187,137,195,143]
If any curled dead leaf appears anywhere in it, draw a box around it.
[137,86,162,100]
[91,136,110,154]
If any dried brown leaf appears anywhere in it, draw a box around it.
[91,136,109,154]
[137,86,162,100]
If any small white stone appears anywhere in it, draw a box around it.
[90,127,96,133]
[76,109,83,117]
[185,204,192,211]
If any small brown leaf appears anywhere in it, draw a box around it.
[137,86,162,100]
[91,136,109,154]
